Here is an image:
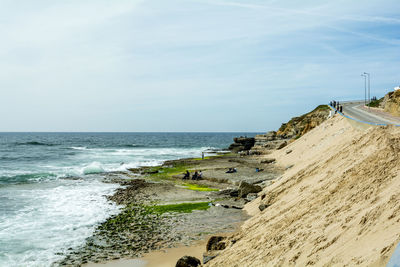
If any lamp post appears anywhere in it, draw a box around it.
[361,74,367,107]
[364,72,370,107]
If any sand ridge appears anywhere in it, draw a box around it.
[207,116,400,266]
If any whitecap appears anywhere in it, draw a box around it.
[70,146,87,150]
[82,162,105,175]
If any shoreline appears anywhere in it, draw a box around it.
[58,152,281,266]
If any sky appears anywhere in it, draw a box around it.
[0,0,399,132]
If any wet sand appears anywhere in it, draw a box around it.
[85,241,205,267]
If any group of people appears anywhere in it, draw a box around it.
[330,100,343,113]
[182,170,202,180]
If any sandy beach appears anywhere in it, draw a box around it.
[85,241,206,267]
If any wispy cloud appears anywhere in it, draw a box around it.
[0,0,399,131]
[198,0,400,24]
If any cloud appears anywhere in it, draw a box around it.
[0,0,399,131]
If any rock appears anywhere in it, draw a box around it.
[260,158,276,164]
[259,204,268,211]
[228,143,245,153]
[277,105,329,139]
[238,181,262,198]
[228,137,255,152]
[246,193,258,201]
[206,236,226,251]
[176,256,201,267]
[216,188,239,197]
[229,190,239,197]
[252,179,267,184]
[276,140,287,149]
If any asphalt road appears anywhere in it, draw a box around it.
[340,101,400,125]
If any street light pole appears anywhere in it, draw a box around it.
[364,72,370,107]
[361,74,367,106]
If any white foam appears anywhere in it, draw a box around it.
[70,146,87,150]
[0,179,120,267]
[82,162,105,175]
[0,145,216,266]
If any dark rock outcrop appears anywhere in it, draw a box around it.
[203,236,228,264]
[176,256,201,267]
[238,181,262,198]
[258,204,268,211]
[228,137,255,153]
[206,236,226,251]
[260,158,276,164]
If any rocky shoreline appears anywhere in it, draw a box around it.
[55,105,333,267]
[54,105,332,267]
[56,152,281,266]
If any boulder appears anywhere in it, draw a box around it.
[216,188,233,195]
[206,236,226,251]
[216,188,239,197]
[176,256,201,267]
[276,140,287,149]
[246,193,258,202]
[259,204,268,211]
[229,189,239,197]
[238,181,262,198]
[260,158,276,164]
[228,137,255,152]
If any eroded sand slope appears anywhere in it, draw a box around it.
[207,116,400,266]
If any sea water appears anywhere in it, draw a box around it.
[0,132,257,266]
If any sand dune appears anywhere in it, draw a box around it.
[207,116,400,266]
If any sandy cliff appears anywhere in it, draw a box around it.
[206,115,400,266]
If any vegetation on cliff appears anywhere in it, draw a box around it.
[276,105,330,139]
[230,105,330,154]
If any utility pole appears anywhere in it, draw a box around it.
[361,74,367,106]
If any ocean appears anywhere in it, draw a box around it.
[0,132,257,266]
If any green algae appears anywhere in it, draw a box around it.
[150,202,211,214]
[144,163,189,181]
[182,183,219,192]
